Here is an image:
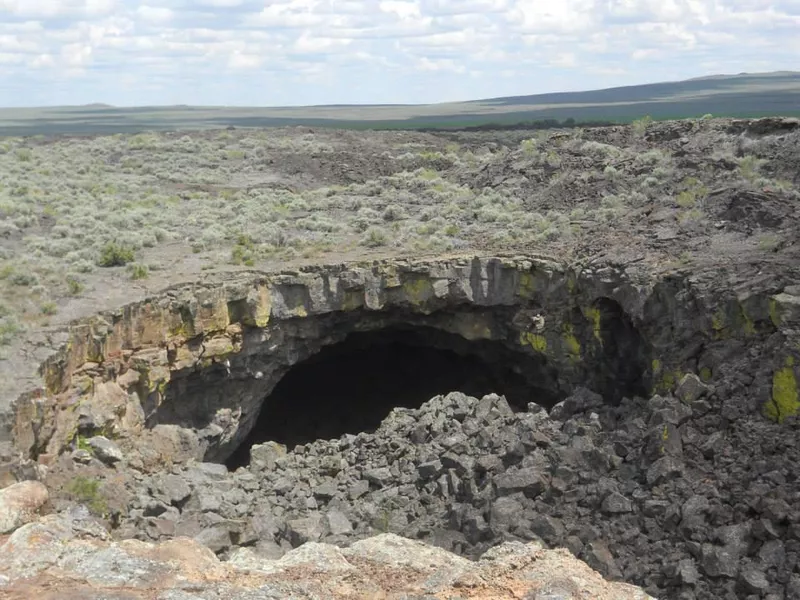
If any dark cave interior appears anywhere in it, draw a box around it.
[225,326,560,469]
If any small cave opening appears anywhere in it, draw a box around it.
[225,326,560,469]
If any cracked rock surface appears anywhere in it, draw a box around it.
[0,506,654,600]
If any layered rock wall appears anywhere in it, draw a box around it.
[8,255,800,467]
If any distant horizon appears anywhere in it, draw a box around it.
[0,1,798,108]
[3,70,798,111]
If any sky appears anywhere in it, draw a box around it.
[0,0,797,107]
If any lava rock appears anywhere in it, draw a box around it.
[674,558,700,586]
[582,541,622,579]
[489,496,524,531]
[700,544,739,579]
[676,373,711,404]
[0,481,49,534]
[601,492,633,514]
[325,509,352,536]
[529,515,565,542]
[495,468,549,499]
[738,566,770,595]
[646,456,684,486]
[250,442,287,471]
[287,513,326,546]
[88,436,124,465]
[549,388,604,421]
[194,524,232,554]
[417,460,443,480]
[155,474,192,506]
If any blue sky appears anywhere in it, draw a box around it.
[0,0,797,107]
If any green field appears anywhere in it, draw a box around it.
[0,71,798,136]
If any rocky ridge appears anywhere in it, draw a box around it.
[0,506,653,600]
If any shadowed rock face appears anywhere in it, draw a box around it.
[8,254,799,468]
[224,326,559,469]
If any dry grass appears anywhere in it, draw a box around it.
[0,119,797,350]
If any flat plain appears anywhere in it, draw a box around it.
[1,116,798,364]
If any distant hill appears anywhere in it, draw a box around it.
[0,71,798,136]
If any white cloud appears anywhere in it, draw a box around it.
[551,52,577,68]
[380,1,421,19]
[510,0,597,34]
[193,0,253,6]
[421,0,509,15]
[137,5,174,23]
[228,51,260,68]
[0,0,795,106]
[0,0,116,18]
[292,33,352,54]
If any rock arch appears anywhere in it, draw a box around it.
[12,254,793,471]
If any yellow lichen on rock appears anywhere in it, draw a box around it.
[450,314,493,341]
[764,356,799,424]
[583,306,602,343]
[562,324,581,362]
[192,294,231,334]
[517,271,536,299]
[249,284,272,327]
[711,309,726,338]
[650,358,683,394]
[341,289,364,311]
[769,297,781,328]
[739,302,757,336]
[520,331,547,353]
[402,277,433,306]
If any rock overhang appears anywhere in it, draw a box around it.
[6,254,800,469]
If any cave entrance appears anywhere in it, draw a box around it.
[225,326,560,469]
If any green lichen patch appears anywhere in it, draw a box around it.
[583,306,602,343]
[764,356,799,424]
[341,289,364,311]
[650,358,682,395]
[517,271,536,299]
[402,277,434,306]
[562,323,581,362]
[520,331,547,353]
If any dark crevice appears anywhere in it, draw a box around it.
[589,297,650,403]
[225,326,557,469]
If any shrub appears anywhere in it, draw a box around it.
[520,138,539,157]
[0,315,21,345]
[382,204,406,222]
[97,242,135,267]
[676,177,708,208]
[66,476,108,517]
[444,223,460,236]
[40,302,58,316]
[758,233,781,251]
[738,155,763,183]
[361,226,389,248]
[632,115,653,137]
[10,272,38,286]
[127,263,149,280]
[231,235,256,266]
[66,275,84,296]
